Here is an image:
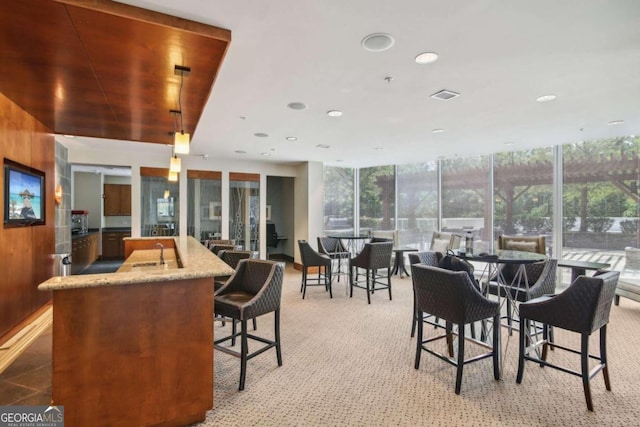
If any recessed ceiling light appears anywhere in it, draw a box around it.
[374,147,383,151]
[504,141,516,146]
[239,116,246,120]
[254,132,269,137]
[430,89,459,101]
[327,110,343,117]
[316,144,330,149]
[608,120,625,126]
[432,128,445,133]
[336,160,344,162]
[415,52,439,64]
[234,150,246,154]
[286,136,298,141]
[287,102,307,110]
[536,94,557,103]
[361,33,395,52]
[261,152,271,156]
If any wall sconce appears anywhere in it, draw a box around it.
[54,185,63,206]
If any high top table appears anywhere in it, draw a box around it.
[557,259,610,282]
[458,249,548,372]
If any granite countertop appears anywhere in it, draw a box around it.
[39,236,234,291]
[102,227,132,232]
[71,229,100,239]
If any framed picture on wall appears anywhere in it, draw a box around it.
[3,158,46,227]
[209,202,222,220]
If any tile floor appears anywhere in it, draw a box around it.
[0,327,51,405]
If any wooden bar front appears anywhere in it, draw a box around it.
[52,278,213,426]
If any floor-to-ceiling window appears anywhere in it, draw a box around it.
[494,147,553,255]
[441,155,491,253]
[397,162,438,248]
[359,165,395,236]
[187,170,221,242]
[323,135,640,284]
[323,166,354,236]
[140,167,179,237]
[562,137,640,280]
[229,173,260,252]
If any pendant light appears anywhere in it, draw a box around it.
[173,65,191,154]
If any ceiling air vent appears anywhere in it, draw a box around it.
[430,89,460,101]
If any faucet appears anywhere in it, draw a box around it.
[154,242,165,265]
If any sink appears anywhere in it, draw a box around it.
[131,261,159,267]
[129,261,173,271]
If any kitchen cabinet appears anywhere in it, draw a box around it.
[104,184,131,216]
[102,231,131,259]
[71,233,99,274]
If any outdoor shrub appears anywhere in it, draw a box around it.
[620,219,638,234]
[586,217,614,232]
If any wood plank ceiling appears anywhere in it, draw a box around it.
[0,0,230,145]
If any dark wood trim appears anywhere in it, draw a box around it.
[140,166,170,177]
[229,172,260,182]
[187,170,222,180]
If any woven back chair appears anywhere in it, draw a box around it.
[517,271,620,411]
[349,241,393,304]
[411,264,501,394]
[298,240,333,299]
[214,259,285,391]
[498,235,546,255]
[408,252,441,337]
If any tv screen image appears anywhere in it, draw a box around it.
[4,159,45,226]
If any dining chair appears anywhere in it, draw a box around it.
[214,259,285,391]
[516,271,620,411]
[349,241,393,304]
[215,249,255,330]
[498,235,546,255]
[298,240,333,299]
[412,264,500,394]
[408,251,441,337]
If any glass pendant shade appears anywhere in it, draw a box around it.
[169,155,181,173]
[174,132,190,154]
[167,170,178,182]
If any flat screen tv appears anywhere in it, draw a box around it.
[4,159,46,227]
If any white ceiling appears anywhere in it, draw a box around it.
[82,0,640,168]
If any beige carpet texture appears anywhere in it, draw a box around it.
[204,264,640,426]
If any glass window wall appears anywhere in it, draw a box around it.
[323,166,354,236]
[187,171,222,242]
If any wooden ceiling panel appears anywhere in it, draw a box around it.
[0,0,230,145]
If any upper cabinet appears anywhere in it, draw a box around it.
[104,184,132,216]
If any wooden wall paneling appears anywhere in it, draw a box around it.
[0,92,54,338]
[30,119,56,309]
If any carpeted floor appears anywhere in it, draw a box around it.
[2,264,638,425]
[205,264,640,426]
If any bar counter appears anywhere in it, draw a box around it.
[38,236,233,427]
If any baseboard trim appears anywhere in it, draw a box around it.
[0,303,52,374]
